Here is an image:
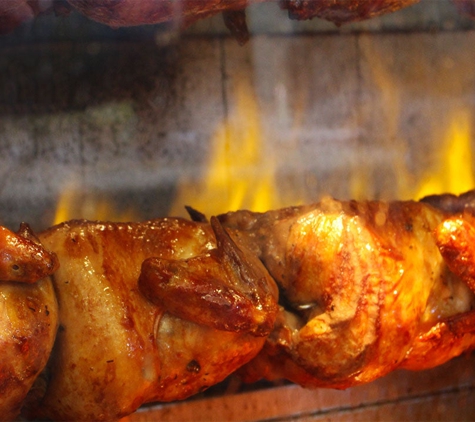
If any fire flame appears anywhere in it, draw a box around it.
[53,104,474,225]
[354,36,474,201]
[52,42,474,225]
[415,108,475,199]
[169,77,278,217]
[53,182,138,225]
[53,78,279,224]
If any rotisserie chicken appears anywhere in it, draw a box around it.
[452,0,475,19]
[25,217,277,421]
[1,191,475,420]
[218,195,475,388]
[0,225,58,422]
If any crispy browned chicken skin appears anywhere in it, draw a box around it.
[0,224,58,422]
[281,0,420,25]
[0,0,421,35]
[218,195,475,388]
[26,217,277,421]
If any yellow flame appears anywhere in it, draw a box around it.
[352,36,474,201]
[170,78,277,217]
[53,182,138,225]
[53,184,79,226]
[415,108,475,199]
[53,78,279,224]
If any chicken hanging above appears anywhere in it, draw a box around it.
[452,0,475,20]
[8,0,475,43]
[1,0,422,36]
[280,0,420,25]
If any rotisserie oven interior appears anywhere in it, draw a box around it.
[2,1,475,420]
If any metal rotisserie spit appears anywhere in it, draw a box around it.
[2,1,475,420]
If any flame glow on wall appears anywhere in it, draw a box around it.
[415,108,475,200]
[169,77,278,217]
[50,36,475,224]
[53,182,138,225]
[52,105,475,224]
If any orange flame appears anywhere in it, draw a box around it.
[170,78,278,217]
[415,108,475,199]
[53,182,138,225]
[352,36,474,201]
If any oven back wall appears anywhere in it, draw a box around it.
[1,27,475,231]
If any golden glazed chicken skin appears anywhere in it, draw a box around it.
[0,225,58,422]
[25,217,277,421]
[3,192,475,421]
[218,196,475,389]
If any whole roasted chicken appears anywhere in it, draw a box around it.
[7,0,475,41]
[25,217,277,421]
[218,193,475,388]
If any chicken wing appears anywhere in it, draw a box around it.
[0,224,59,283]
[218,196,475,389]
[0,224,58,422]
[26,217,277,421]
